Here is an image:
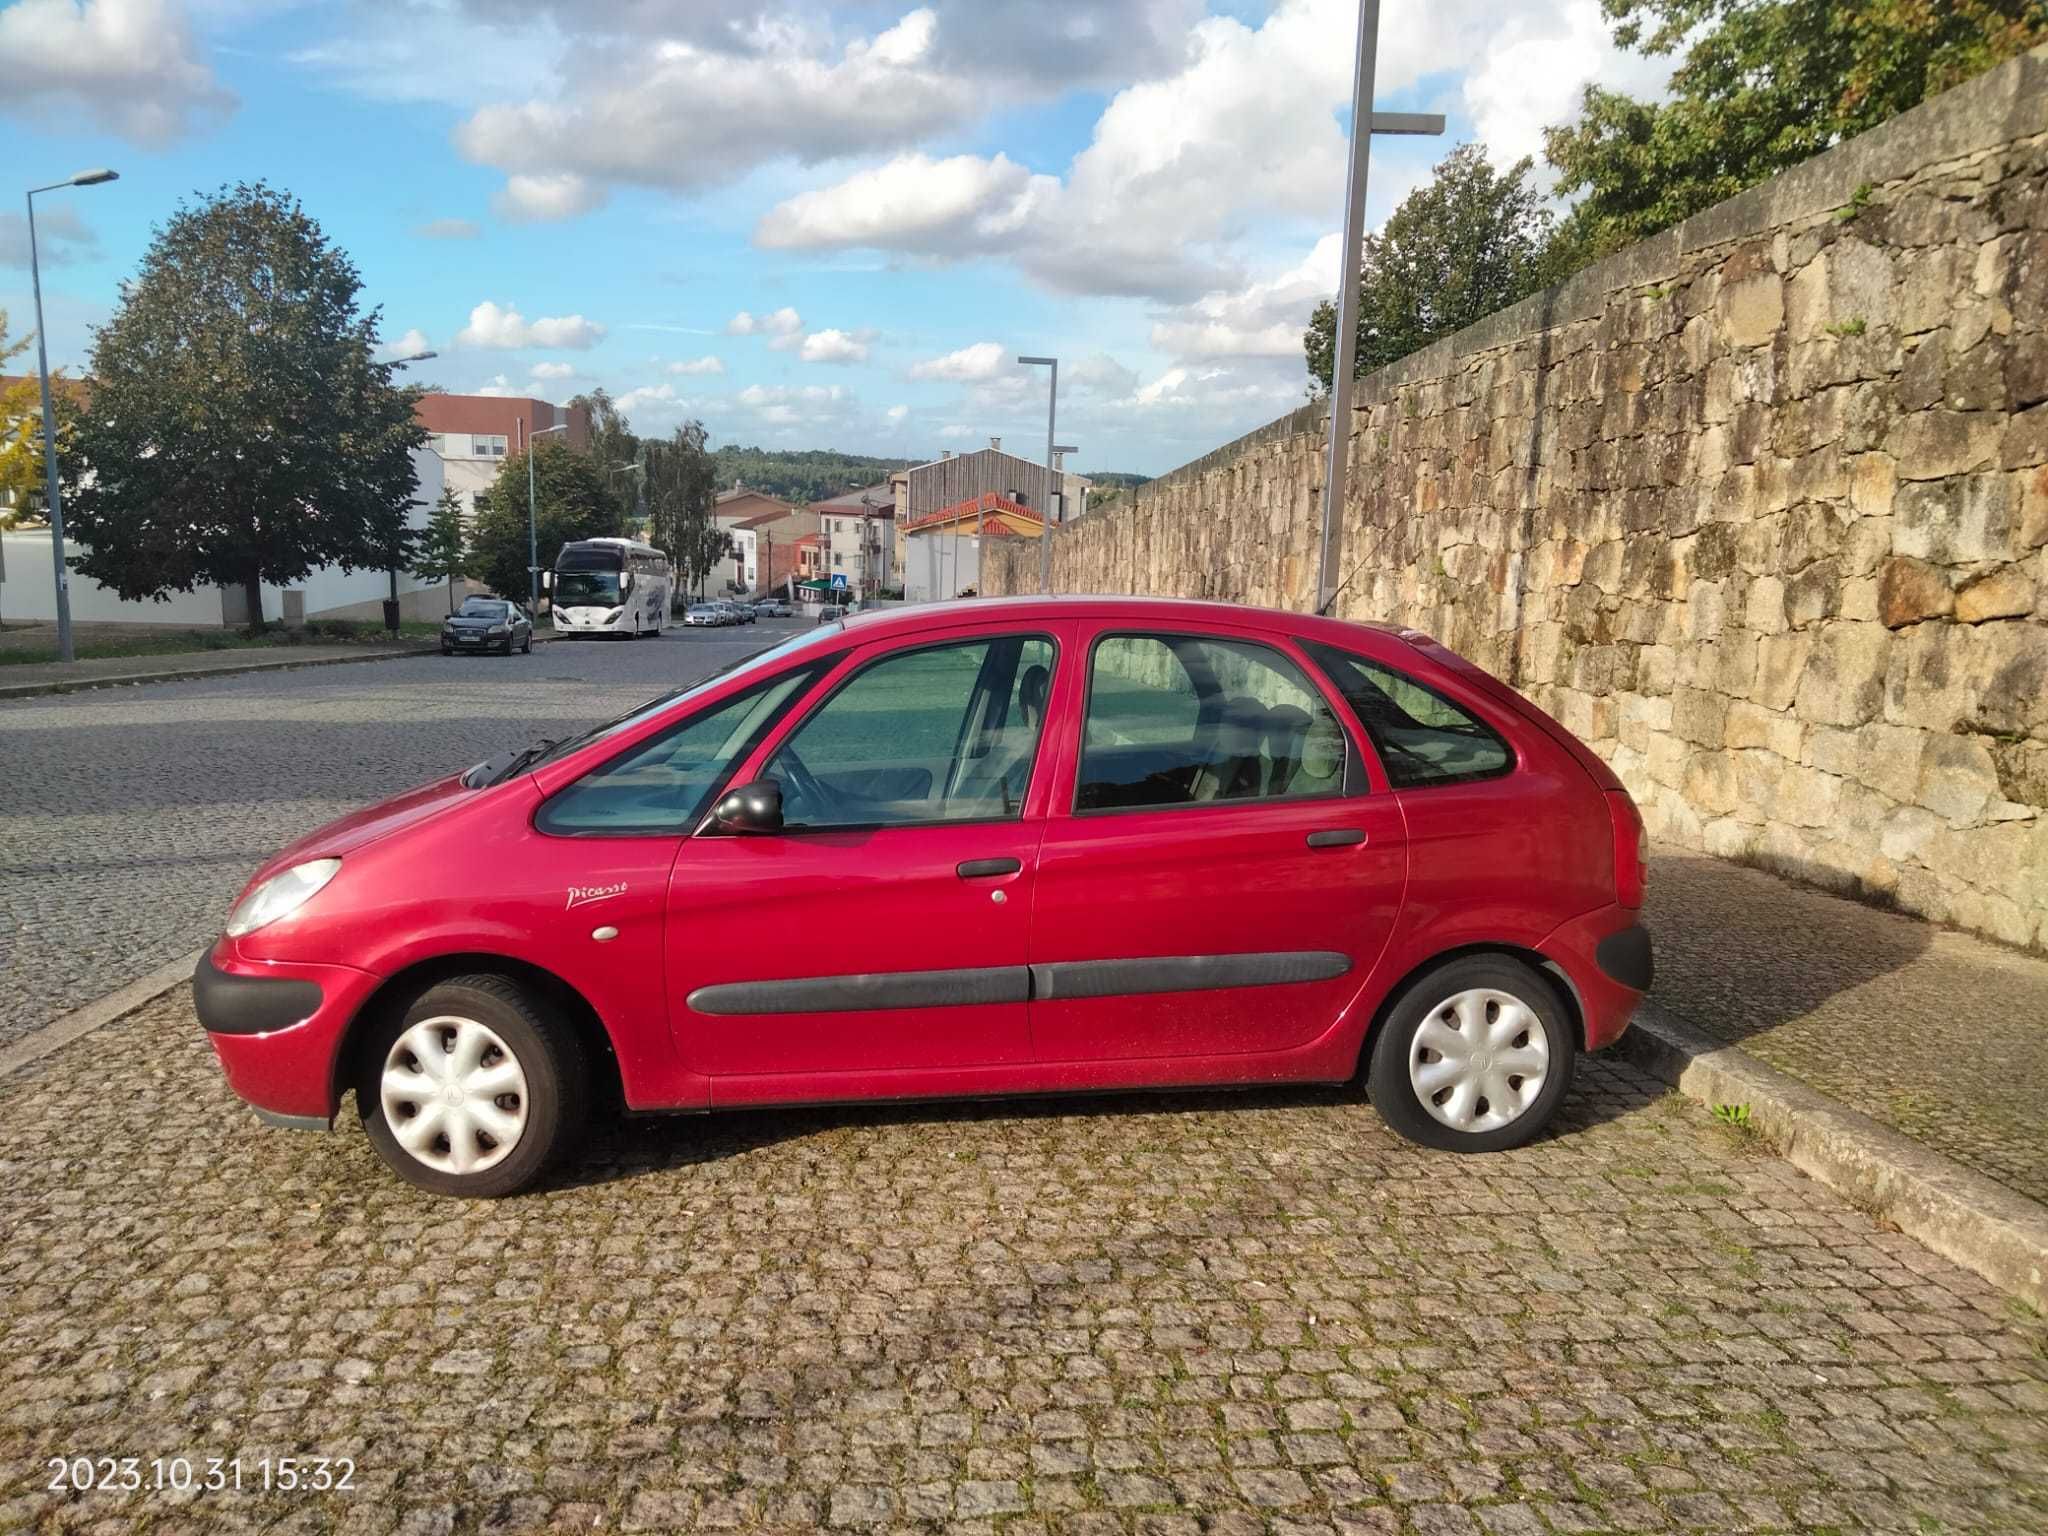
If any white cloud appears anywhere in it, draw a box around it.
[0,205,98,269]
[799,328,870,365]
[474,373,517,397]
[727,307,803,338]
[1150,232,1340,359]
[530,360,577,380]
[455,300,606,350]
[909,341,1008,383]
[885,404,910,424]
[938,424,977,440]
[376,327,434,362]
[1463,0,1674,172]
[494,172,607,223]
[667,355,726,376]
[415,217,481,240]
[757,153,1056,253]
[1068,352,1141,397]
[733,382,853,427]
[615,381,698,416]
[0,0,235,146]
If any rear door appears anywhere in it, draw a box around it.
[668,621,1075,1093]
[1028,622,1406,1065]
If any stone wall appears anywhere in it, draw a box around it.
[986,45,2048,950]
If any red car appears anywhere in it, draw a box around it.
[198,598,1650,1196]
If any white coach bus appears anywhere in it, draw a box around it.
[547,537,675,637]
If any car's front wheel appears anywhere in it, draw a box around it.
[1367,955,1574,1153]
[358,975,587,1196]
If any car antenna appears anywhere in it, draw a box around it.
[1315,554,1372,618]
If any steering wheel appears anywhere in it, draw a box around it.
[773,746,841,825]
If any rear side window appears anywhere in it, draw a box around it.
[1302,641,1513,789]
[1078,634,1347,812]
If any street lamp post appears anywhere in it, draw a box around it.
[383,351,439,630]
[1017,356,1058,593]
[527,422,570,607]
[25,167,118,664]
[1314,2,1444,613]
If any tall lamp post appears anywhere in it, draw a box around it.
[527,422,570,607]
[1018,355,1058,593]
[1314,2,1443,613]
[25,166,118,665]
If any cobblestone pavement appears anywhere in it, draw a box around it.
[3,989,2045,1535]
[1645,850,2048,1206]
[0,626,799,1049]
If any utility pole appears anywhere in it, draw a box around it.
[1315,2,1443,614]
[1019,356,1057,592]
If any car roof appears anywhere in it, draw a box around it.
[835,594,1415,649]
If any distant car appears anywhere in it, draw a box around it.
[816,602,848,625]
[754,599,791,618]
[725,601,757,625]
[683,603,725,627]
[442,599,532,656]
[198,596,1649,1197]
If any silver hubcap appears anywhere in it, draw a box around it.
[1408,987,1551,1133]
[380,1016,529,1175]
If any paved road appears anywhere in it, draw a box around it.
[2,991,2043,1533]
[0,623,801,1049]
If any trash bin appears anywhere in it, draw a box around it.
[382,599,402,633]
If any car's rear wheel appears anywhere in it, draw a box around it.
[1367,955,1574,1153]
[358,975,587,1196]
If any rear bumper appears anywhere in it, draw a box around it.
[196,945,382,1123]
[1538,907,1650,1051]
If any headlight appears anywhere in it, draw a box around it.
[225,858,341,937]
[605,607,624,622]
[488,624,508,635]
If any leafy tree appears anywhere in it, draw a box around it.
[467,437,625,602]
[1304,146,1563,392]
[413,483,468,614]
[1547,0,2048,258]
[0,309,80,529]
[63,184,424,627]
[710,444,915,503]
[570,386,639,473]
[645,421,726,600]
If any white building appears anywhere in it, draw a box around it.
[812,483,896,597]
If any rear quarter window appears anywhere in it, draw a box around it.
[1302,641,1513,790]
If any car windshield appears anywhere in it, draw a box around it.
[459,601,507,620]
[555,570,620,605]
[476,623,845,785]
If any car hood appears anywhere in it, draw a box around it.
[247,771,479,884]
[446,615,505,627]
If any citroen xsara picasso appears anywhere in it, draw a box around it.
[197,597,1652,1196]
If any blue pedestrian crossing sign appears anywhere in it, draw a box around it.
[831,572,848,591]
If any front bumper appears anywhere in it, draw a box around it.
[195,946,382,1123]
[1537,907,1651,1051]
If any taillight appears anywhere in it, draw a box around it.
[1607,791,1646,909]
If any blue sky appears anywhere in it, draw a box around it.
[2,0,1666,476]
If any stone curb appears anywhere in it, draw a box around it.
[0,644,439,699]
[1617,1001,2048,1312]
[0,627,582,700]
[0,948,207,1081]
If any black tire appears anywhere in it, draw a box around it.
[1366,955,1575,1153]
[357,975,588,1197]
[522,633,532,654]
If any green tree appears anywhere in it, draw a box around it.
[467,437,625,602]
[63,184,424,627]
[710,444,914,503]
[1546,0,2048,258]
[644,420,726,600]
[413,484,468,614]
[1303,145,1563,392]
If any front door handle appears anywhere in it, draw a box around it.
[1305,828,1367,849]
[957,857,1022,878]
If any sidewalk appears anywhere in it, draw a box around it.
[1642,846,2047,1206]
[0,638,437,698]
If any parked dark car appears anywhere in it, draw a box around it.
[816,602,849,625]
[442,599,533,656]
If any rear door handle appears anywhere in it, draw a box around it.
[1305,828,1367,848]
[957,857,1022,878]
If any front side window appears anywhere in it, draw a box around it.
[537,668,819,836]
[1302,641,1513,788]
[765,635,1056,829]
[1078,634,1347,812]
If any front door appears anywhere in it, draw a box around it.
[1029,626,1406,1064]
[669,625,1070,1094]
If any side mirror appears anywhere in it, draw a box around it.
[541,570,554,591]
[710,779,783,835]
[621,571,635,594]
